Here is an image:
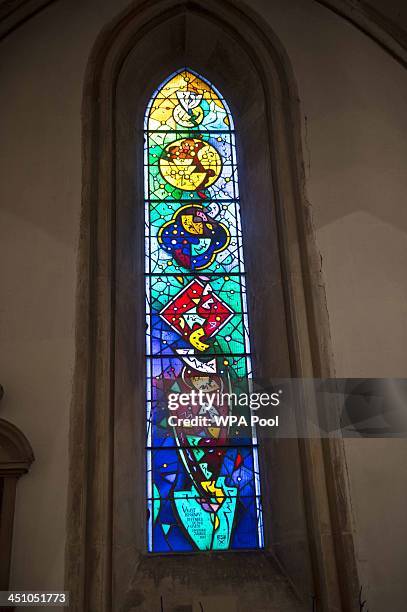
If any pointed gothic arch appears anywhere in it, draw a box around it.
[68,1,359,610]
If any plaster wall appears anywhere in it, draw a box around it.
[0,0,406,609]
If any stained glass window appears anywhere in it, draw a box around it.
[145,69,264,552]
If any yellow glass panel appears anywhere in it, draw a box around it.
[148,70,229,131]
[159,138,222,190]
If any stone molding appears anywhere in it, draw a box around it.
[68,1,360,610]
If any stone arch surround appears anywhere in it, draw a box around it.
[67,1,360,610]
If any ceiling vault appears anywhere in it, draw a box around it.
[0,0,57,40]
[1,0,407,70]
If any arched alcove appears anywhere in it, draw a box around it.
[0,418,34,590]
[68,1,359,610]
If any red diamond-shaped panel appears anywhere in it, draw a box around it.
[160,280,233,350]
